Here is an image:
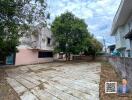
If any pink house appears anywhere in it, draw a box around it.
[6,24,54,66]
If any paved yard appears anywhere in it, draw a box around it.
[6,62,101,100]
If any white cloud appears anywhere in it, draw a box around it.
[47,0,121,45]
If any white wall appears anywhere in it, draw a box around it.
[18,26,54,51]
[115,22,132,57]
[115,27,126,49]
[40,27,53,51]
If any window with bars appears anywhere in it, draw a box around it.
[38,51,53,58]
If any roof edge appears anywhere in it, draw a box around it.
[111,0,124,35]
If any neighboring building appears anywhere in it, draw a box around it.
[6,24,54,65]
[107,44,115,54]
[111,0,132,57]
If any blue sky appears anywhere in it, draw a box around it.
[47,0,121,46]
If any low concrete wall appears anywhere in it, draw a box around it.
[72,55,107,62]
[108,57,132,90]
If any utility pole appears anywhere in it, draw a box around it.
[103,36,107,53]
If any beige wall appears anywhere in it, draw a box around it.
[15,49,53,66]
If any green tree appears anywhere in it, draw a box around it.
[0,0,48,63]
[84,37,103,59]
[51,12,91,60]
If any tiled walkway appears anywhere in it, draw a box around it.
[6,62,101,100]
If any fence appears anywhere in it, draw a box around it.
[72,55,107,62]
[108,56,132,90]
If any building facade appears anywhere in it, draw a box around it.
[107,44,115,54]
[111,0,132,57]
[6,24,54,65]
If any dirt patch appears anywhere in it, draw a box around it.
[33,68,56,74]
[38,83,47,90]
[43,81,49,85]
[99,62,132,100]
[27,68,34,73]
[55,64,63,67]
[0,68,20,100]
[51,80,60,84]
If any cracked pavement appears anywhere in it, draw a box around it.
[6,62,101,100]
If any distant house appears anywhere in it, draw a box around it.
[107,44,115,54]
[6,24,54,65]
[111,0,132,57]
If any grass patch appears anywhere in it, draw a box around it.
[99,61,132,100]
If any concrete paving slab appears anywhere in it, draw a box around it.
[20,91,39,100]
[6,62,101,100]
[6,77,27,95]
[20,75,40,85]
[43,82,80,100]
[47,80,93,100]
[31,87,60,100]
[15,76,37,89]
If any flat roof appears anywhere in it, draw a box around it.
[111,0,132,35]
